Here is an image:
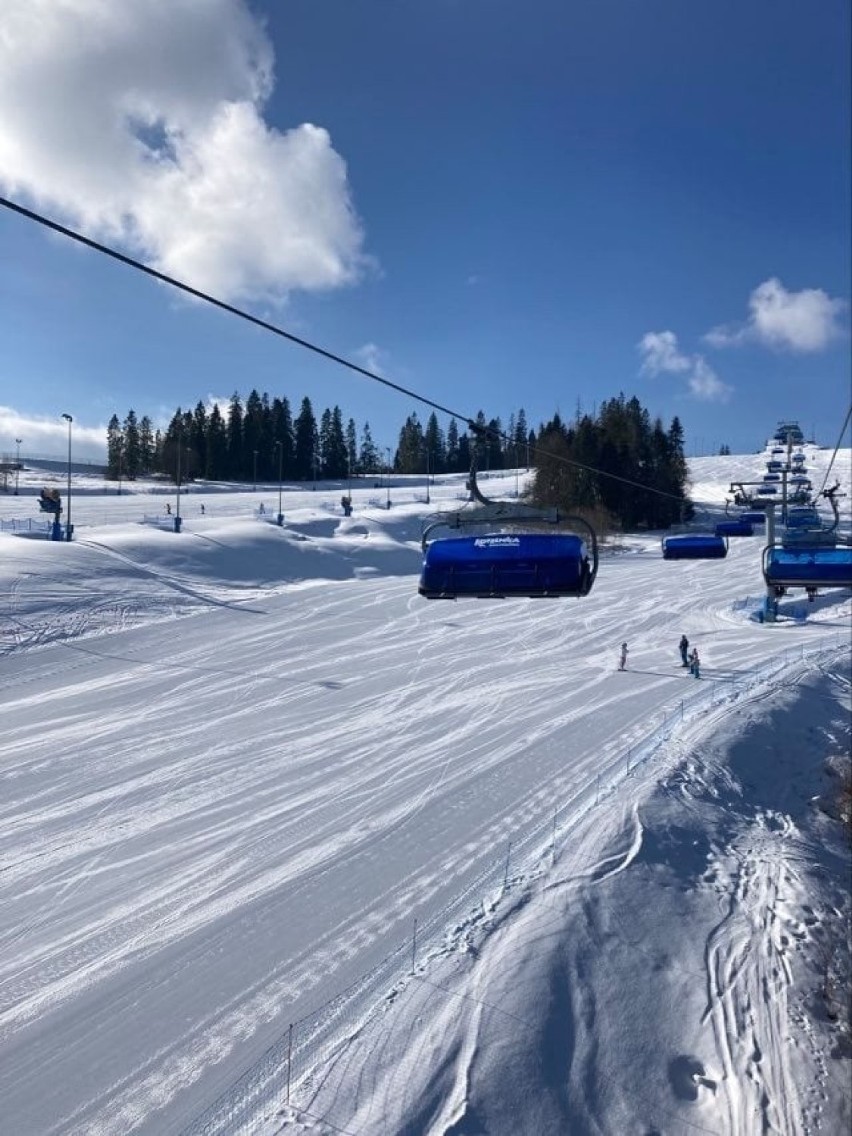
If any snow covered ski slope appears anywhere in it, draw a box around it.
[1,449,850,1135]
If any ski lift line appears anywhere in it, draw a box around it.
[0,193,713,510]
[0,194,463,423]
[816,402,852,496]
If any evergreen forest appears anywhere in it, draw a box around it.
[105,390,692,530]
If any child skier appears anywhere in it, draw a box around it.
[619,642,628,671]
[689,647,701,679]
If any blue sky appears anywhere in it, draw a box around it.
[0,0,849,462]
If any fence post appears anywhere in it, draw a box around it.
[503,841,512,889]
[286,1022,293,1106]
[551,805,558,867]
[411,917,418,974]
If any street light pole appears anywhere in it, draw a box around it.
[386,447,392,509]
[14,437,21,495]
[61,414,72,540]
[253,449,258,493]
[274,440,284,526]
[117,439,123,496]
[175,425,182,533]
[425,447,430,505]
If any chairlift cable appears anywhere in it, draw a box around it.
[1,193,705,508]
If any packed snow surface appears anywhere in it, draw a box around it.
[1,448,850,1135]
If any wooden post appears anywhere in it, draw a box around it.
[286,1022,293,1105]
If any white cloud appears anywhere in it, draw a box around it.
[705,277,847,352]
[0,0,371,303]
[637,331,691,376]
[0,406,107,459]
[638,330,732,403]
[354,343,387,376]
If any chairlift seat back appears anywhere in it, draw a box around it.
[419,532,592,598]
[715,520,754,537]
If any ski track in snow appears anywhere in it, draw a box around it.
[0,453,850,1135]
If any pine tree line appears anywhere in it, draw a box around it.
[530,395,692,530]
[105,393,535,484]
[105,389,691,530]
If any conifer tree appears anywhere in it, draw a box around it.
[139,416,155,476]
[294,397,317,481]
[270,396,295,479]
[123,410,141,480]
[227,393,244,480]
[206,404,228,479]
[359,421,378,474]
[106,414,122,480]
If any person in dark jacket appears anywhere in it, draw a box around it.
[679,635,689,667]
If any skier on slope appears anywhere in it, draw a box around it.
[689,647,701,679]
[679,635,690,667]
[619,642,628,671]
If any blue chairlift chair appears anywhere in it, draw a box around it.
[420,530,596,598]
[419,462,598,599]
[661,533,728,560]
[763,544,852,599]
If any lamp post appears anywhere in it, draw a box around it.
[174,425,183,533]
[253,449,258,493]
[14,437,21,495]
[385,447,392,509]
[61,414,72,540]
[274,440,284,526]
[117,439,123,496]
[425,446,430,505]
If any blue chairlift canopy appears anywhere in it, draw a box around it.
[662,533,728,560]
[715,520,754,537]
[766,461,784,473]
[763,472,781,482]
[740,510,766,524]
[763,545,852,591]
[419,532,595,598]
